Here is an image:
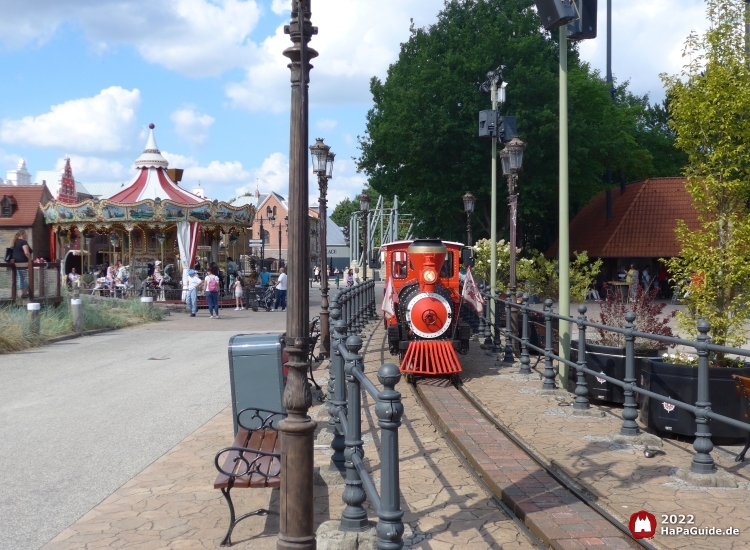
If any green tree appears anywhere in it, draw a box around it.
[330,198,359,227]
[357,0,674,248]
[663,0,750,351]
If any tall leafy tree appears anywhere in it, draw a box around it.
[357,0,673,248]
[663,0,750,351]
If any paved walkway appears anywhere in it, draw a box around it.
[459,346,750,550]
[42,320,535,549]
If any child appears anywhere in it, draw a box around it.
[233,275,245,310]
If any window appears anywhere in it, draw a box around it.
[273,206,277,217]
[392,251,408,279]
[440,252,454,279]
[262,229,270,244]
[0,197,12,218]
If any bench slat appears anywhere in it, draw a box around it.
[214,428,253,489]
[249,430,280,488]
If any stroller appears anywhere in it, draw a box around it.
[255,286,276,311]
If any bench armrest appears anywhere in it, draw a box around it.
[237,407,287,432]
[215,446,281,480]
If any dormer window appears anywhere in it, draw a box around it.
[0,196,13,218]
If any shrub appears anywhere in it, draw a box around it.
[596,286,676,351]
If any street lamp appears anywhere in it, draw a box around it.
[310,138,334,358]
[499,137,526,296]
[462,192,476,246]
[359,192,371,281]
[278,2,318,547]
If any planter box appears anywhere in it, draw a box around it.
[568,341,662,405]
[640,360,750,444]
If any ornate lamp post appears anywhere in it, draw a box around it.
[499,137,526,296]
[156,232,166,267]
[278,1,318,549]
[259,216,266,269]
[359,192,371,281]
[462,192,476,246]
[310,137,335,358]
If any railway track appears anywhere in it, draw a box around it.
[410,377,658,550]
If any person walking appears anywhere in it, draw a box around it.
[313,265,320,284]
[233,275,245,310]
[11,230,32,298]
[345,268,354,288]
[353,266,362,285]
[185,269,203,317]
[626,264,639,302]
[272,267,287,311]
[205,265,221,318]
[226,257,237,291]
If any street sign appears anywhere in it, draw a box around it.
[248,239,263,246]
[197,245,212,251]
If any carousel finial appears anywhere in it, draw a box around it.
[149,123,155,130]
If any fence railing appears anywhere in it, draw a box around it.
[333,280,377,334]
[0,262,62,303]
[325,294,404,549]
[480,289,750,477]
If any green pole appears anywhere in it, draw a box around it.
[490,80,498,305]
[558,26,570,386]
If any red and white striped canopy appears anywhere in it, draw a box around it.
[107,125,202,204]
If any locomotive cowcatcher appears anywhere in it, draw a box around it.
[381,239,472,378]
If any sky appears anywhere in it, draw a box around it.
[0,0,709,208]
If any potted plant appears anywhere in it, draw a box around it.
[568,286,675,404]
[640,352,750,443]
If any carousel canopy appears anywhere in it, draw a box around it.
[107,124,201,204]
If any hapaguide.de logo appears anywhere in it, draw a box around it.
[629,510,657,539]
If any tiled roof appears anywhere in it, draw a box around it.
[0,185,51,227]
[547,177,700,258]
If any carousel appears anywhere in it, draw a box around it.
[41,124,255,297]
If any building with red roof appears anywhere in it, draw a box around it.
[547,177,700,277]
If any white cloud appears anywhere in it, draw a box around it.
[170,106,215,148]
[0,0,262,78]
[226,0,442,112]
[315,118,338,131]
[0,87,141,154]
[234,152,289,196]
[56,155,129,182]
[0,148,20,173]
[578,0,708,101]
[161,150,250,200]
[271,0,290,15]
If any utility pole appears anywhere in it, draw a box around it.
[558,25,571,387]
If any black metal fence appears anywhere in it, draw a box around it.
[481,290,750,477]
[325,284,404,549]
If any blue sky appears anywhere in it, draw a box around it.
[0,0,707,207]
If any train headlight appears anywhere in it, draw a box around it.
[423,269,437,283]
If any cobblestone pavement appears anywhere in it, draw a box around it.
[459,345,750,550]
[43,321,535,550]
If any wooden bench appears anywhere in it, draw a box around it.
[731,375,750,462]
[214,408,285,547]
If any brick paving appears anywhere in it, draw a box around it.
[42,321,534,550]
[458,346,750,550]
[417,379,636,550]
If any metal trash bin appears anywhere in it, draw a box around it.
[228,333,287,434]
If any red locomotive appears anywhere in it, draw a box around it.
[381,239,472,379]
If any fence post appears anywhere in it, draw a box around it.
[343,289,351,336]
[478,294,487,345]
[328,306,347,473]
[492,290,502,353]
[621,311,640,436]
[372,280,378,319]
[542,299,556,390]
[573,304,590,410]
[27,302,41,337]
[519,293,531,375]
[12,264,17,302]
[140,296,153,313]
[482,291,493,349]
[341,335,368,530]
[503,295,514,363]
[691,320,716,474]
[353,285,362,335]
[71,298,83,334]
[376,363,404,549]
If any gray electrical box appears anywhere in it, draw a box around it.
[227,333,286,435]
[534,0,577,31]
[567,0,597,40]
[478,110,499,138]
[499,116,517,143]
